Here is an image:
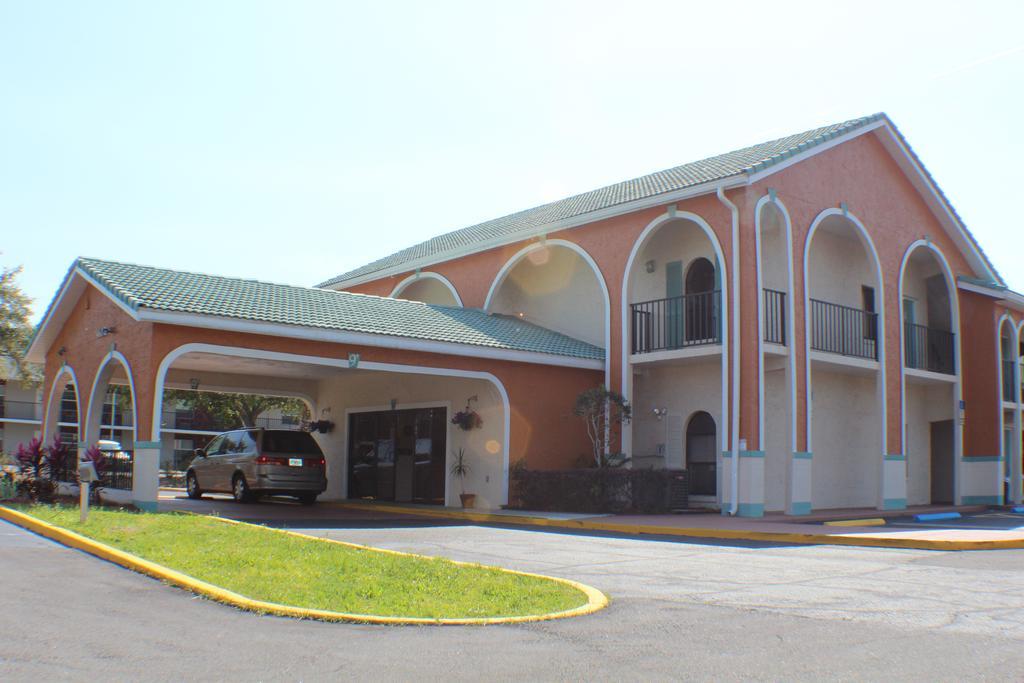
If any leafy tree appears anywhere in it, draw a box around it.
[573,385,632,468]
[164,389,309,429]
[0,264,39,383]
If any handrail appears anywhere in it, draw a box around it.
[809,298,878,360]
[630,290,721,354]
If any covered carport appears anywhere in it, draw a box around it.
[26,258,605,512]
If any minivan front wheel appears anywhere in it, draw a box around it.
[232,474,253,503]
[297,493,317,506]
[186,472,202,499]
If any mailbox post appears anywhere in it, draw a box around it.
[78,461,98,522]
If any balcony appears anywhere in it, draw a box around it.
[763,289,786,345]
[630,291,721,355]
[160,410,305,433]
[0,400,42,422]
[904,323,955,375]
[100,407,134,428]
[810,299,878,360]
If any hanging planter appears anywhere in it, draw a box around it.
[451,408,483,431]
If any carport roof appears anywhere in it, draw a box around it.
[31,258,604,364]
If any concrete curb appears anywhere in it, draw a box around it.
[335,502,1024,551]
[0,505,608,625]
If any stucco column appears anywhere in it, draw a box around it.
[131,441,160,512]
[788,452,812,515]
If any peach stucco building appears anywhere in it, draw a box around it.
[25,113,1024,515]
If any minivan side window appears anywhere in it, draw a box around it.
[205,435,226,456]
[224,431,247,454]
[237,430,258,454]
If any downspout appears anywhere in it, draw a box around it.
[717,186,741,515]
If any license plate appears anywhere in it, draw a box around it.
[289,458,303,467]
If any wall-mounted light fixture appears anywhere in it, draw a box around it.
[189,378,201,391]
[97,326,117,337]
[645,260,656,274]
[652,407,668,421]
[57,346,66,357]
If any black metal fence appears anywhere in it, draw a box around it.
[160,410,305,433]
[630,291,721,354]
[763,289,787,345]
[810,298,878,360]
[0,400,41,421]
[100,451,134,490]
[1004,359,1018,403]
[904,323,955,375]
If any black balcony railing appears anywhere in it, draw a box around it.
[160,410,305,433]
[763,289,787,345]
[100,407,134,427]
[1004,359,1018,403]
[903,323,955,375]
[810,299,878,360]
[630,291,721,354]
[0,400,41,421]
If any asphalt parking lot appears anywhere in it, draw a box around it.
[5,496,1024,681]
[882,510,1024,531]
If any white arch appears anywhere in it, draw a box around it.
[389,271,463,306]
[84,350,139,448]
[44,364,80,440]
[484,239,612,386]
[896,239,964,500]
[620,209,729,459]
[151,342,513,504]
[802,207,887,457]
[997,314,1021,504]
[754,195,798,455]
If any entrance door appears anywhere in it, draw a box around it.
[685,411,717,496]
[348,407,447,504]
[930,419,954,504]
[685,258,716,342]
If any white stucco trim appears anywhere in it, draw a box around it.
[483,239,612,386]
[84,350,138,448]
[150,343,513,504]
[803,208,887,458]
[754,194,798,455]
[897,239,963,501]
[620,209,729,465]
[996,315,1021,504]
[135,308,603,371]
[44,364,80,440]
[389,272,464,306]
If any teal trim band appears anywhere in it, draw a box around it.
[884,454,905,462]
[790,502,812,515]
[134,441,161,449]
[962,495,1002,505]
[793,452,813,460]
[882,498,907,510]
[722,451,731,459]
[964,456,1002,462]
[740,450,765,458]
[737,503,764,518]
[77,442,87,449]
[133,500,158,512]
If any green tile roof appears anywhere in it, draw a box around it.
[319,115,888,288]
[73,258,605,362]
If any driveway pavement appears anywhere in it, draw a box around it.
[4,502,1024,681]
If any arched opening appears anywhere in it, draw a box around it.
[999,318,1021,504]
[685,411,717,496]
[757,198,796,513]
[899,243,958,505]
[84,354,137,454]
[623,213,726,497]
[805,210,884,509]
[391,273,461,307]
[486,242,607,349]
[44,368,80,451]
[57,384,79,446]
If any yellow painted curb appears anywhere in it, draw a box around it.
[0,505,608,625]
[824,518,887,527]
[335,502,1024,551]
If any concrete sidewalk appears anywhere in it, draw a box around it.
[332,501,1024,551]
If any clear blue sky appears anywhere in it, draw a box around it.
[3,1,1022,321]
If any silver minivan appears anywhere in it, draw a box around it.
[185,429,327,505]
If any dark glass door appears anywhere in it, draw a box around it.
[348,407,447,504]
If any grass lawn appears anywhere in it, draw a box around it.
[12,504,589,619]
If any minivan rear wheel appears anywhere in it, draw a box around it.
[232,474,253,503]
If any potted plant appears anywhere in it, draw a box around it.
[451,407,482,431]
[450,448,475,508]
